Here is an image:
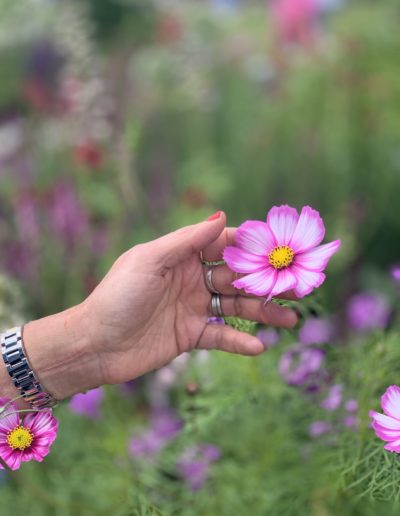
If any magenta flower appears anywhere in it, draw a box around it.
[223,205,340,299]
[370,386,400,453]
[0,398,58,470]
[69,388,104,419]
[271,0,319,45]
[347,292,390,332]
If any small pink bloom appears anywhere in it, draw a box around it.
[271,0,319,45]
[370,385,400,453]
[224,205,340,299]
[345,399,358,413]
[0,398,58,471]
[343,415,358,431]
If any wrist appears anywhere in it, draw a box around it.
[22,303,102,400]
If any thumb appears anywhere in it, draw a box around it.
[155,211,226,268]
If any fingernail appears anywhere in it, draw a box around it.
[207,211,222,221]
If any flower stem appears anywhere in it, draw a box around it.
[0,409,50,421]
[0,394,25,414]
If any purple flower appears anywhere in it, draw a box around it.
[178,444,221,491]
[257,328,280,349]
[279,345,324,386]
[309,421,332,438]
[320,384,343,411]
[299,317,332,345]
[69,387,104,419]
[129,409,182,460]
[347,292,390,332]
[345,399,358,413]
[49,181,89,249]
[391,265,400,284]
[343,415,358,430]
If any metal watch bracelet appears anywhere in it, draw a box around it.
[1,327,57,409]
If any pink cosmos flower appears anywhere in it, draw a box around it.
[223,205,340,299]
[0,398,58,470]
[370,386,400,453]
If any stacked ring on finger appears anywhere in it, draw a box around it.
[204,267,220,295]
[211,294,224,318]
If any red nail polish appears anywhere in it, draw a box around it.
[207,211,222,221]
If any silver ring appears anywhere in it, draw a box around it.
[211,294,224,318]
[205,267,220,294]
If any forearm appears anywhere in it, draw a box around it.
[0,303,101,404]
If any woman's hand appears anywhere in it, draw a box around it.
[19,212,297,401]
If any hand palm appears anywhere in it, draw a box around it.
[84,215,296,386]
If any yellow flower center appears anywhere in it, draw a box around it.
[7,426,33,451]
[268,246,295,270]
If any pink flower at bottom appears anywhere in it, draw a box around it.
[370,386,400,453]
[0,398,58,470]
[223,205,340,299]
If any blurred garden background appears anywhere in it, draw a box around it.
[0,0,399,514]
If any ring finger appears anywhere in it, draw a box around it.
[209,295,298,328]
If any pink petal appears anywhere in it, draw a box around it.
[266,205,299,246]
[270,268,298,297]
[0,404,19,434]
[0,446,23,470]
[233,267,277,296]
[381,386,400,421]
[291,265,326,298]
[371,421,400,442]
[223,247,267,274]
[369,411,400,430]
[384,438,400,453]
[235,221,276,256]
[289,206,325,253]
[24,410,58,438]
[295,240,341,271]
